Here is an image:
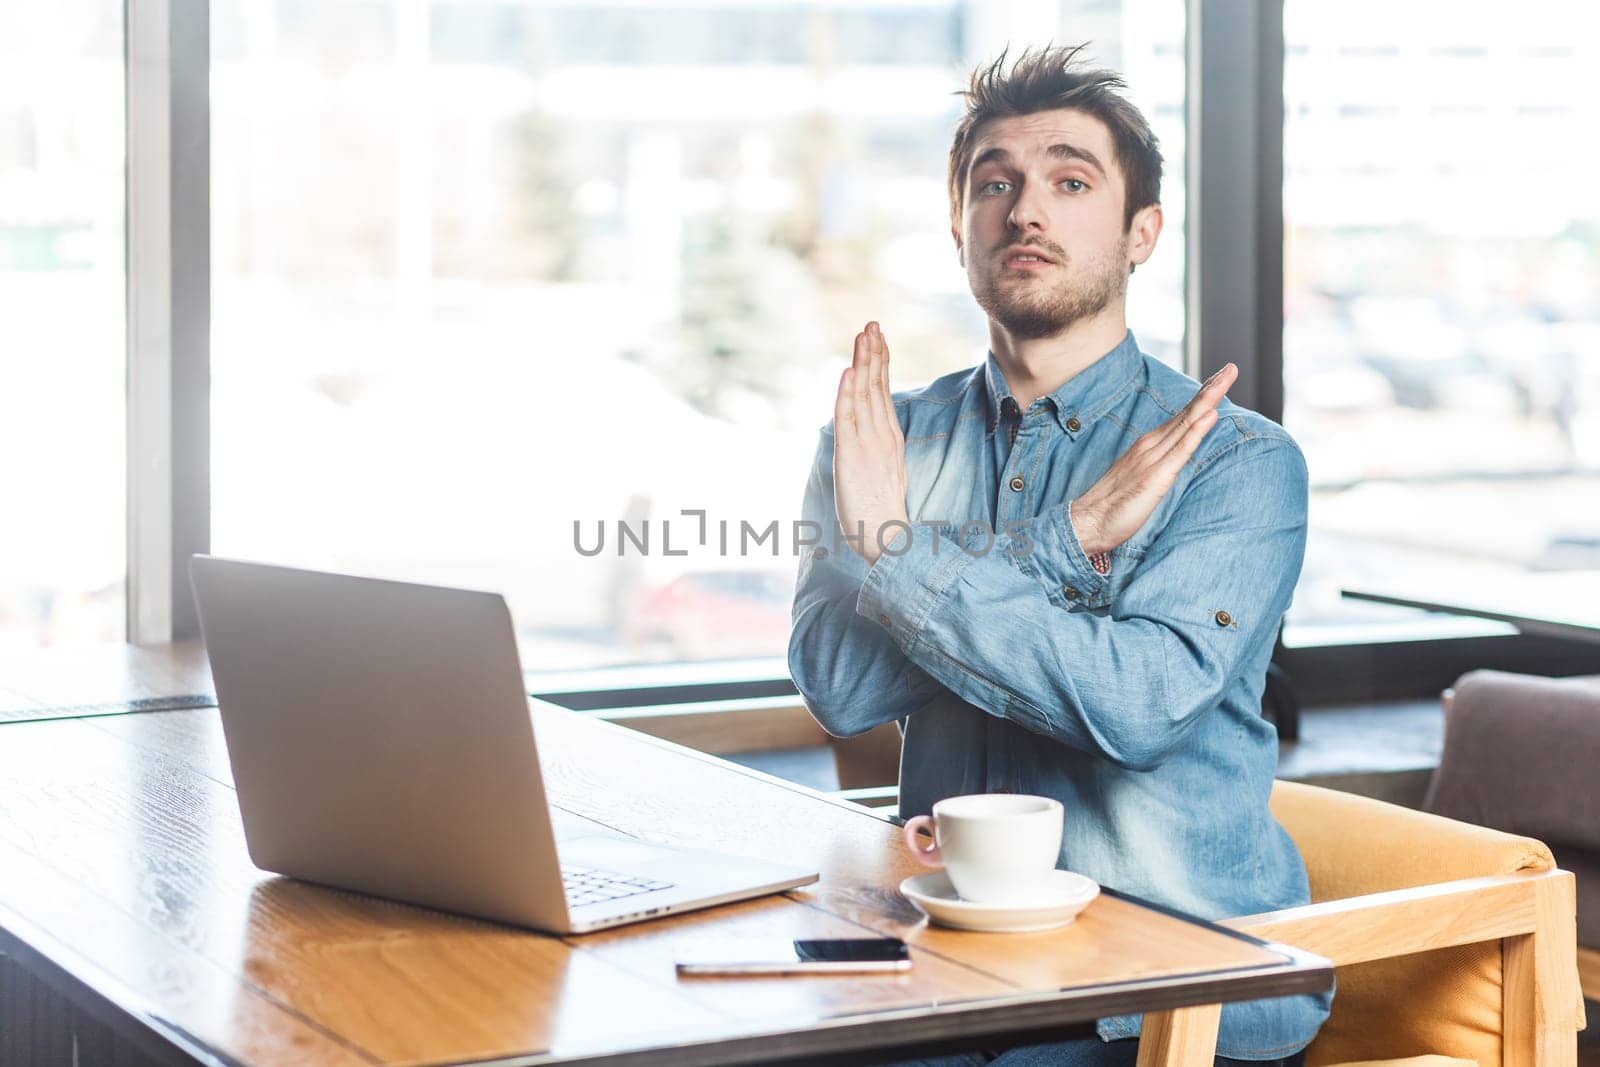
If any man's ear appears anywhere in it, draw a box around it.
[951,224,964,269]
[1128,202,1163,271]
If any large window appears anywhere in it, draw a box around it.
[209,0,1185,673]
[0,4,125,648]
[1281,0,1600,645]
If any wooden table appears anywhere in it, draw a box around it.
[1341,571,1600,646]
[0,643,1330,1067]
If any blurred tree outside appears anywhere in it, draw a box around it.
[508,105,580,282]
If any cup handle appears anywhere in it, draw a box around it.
[902,815,942,867]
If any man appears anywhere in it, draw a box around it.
[788,45,1330,1065]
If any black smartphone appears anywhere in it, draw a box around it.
[674,937,912,975]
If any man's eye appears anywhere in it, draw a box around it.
[1063,178,1087,192]
[979,181,1010,195]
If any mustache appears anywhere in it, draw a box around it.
[996,240,1066,263]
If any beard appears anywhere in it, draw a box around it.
[971,235,1129,341]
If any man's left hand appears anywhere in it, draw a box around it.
[833,321,910,566]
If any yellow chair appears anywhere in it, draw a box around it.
[1223,781,1584,1066]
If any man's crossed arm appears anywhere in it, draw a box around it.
[789,322,1306,770]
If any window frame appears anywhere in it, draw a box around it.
[124,0,1598,703]
[126,0,210,644]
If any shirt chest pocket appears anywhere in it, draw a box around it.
[1081,494,1181,609]
[1099,543,1148,607]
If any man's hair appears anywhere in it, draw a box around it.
[947,44,1163,234]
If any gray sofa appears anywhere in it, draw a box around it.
[1426,668,1600,1002]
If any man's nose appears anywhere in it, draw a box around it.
[1006,181,1049,232]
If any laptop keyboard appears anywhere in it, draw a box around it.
[562,864,675,909]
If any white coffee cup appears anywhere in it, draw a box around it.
[902,793,1064,905]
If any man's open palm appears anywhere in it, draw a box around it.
[833,321,909,566]
[1070,363,1238,557]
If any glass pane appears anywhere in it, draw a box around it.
[0,4,126,648]
[211,0,1185,673]
[1282,1,1600,643]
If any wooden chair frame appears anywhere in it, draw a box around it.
[1137,868,1583,1066]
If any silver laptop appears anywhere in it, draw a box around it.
[190,555,818,934]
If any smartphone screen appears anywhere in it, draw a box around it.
[674,937,912,975]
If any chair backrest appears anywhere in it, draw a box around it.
[1269,780,1554,1066]
[1426,669,1600,856]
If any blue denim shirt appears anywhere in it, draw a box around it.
[788,330,1331,1058]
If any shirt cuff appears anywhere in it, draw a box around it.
[854,523,977,652]
[1027,503,1112,604]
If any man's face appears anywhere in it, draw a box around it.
[955,108,1148,341]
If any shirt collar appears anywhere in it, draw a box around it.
[983,330,1144,437]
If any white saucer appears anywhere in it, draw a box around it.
[899,870,1100,933]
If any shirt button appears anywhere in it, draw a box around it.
[878,613,891,627]
[814,546,829,560]
[1063,586,1080,600]
[1215,610,1233,627]
[1066,416,1082,432]
[1009,476,1025,492]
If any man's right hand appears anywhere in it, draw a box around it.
[1069,363,1238,558]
